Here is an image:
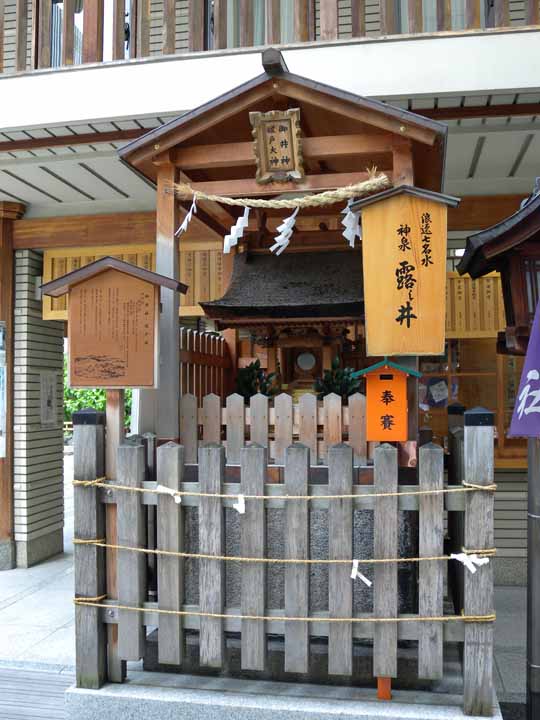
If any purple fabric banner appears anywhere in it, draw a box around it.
[509,300,540,437]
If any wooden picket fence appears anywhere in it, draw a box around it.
[73,406,495,716]
[179,328,232,402]
[180,391,369,466]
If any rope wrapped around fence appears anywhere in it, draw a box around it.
[72,596,496,624]
[72,477,496,501]
[73,537,496,566]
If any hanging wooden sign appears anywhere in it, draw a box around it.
[41,257,187,389]
[249,108,304,184]
[353,186,460,356]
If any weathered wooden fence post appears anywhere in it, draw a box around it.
[117,440,147,661]
[284,443,310,673]
[328,443,353,676]
[463,407,495,716]
[73,407,107,689]
[198,443,226,668]
[241,443,267,670]
[157,441,184,665]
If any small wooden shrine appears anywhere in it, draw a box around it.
[458,181,540,355]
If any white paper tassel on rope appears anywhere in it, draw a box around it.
[270,207,299,255]
[224,207,250,254]
[450,552,490,574]
[341,202,362,248]
[233,494,246,515]
[156,484,182,504]
[350,559,372,587]
[175,198,197,237]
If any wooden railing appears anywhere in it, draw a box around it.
[179,327,231,402]
[73,405,496,715]
[1,0,538,75]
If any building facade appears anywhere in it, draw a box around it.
[0,1,538,580]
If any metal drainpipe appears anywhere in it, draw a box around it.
[528,437,540,720]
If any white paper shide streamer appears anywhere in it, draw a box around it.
[350,559,372,587]
[270,207,299,255]
[175,198,197,236]
[224,207,250,254]
[233,494,246,514]
[450,552,490,574]
[156,484,182,504]
[341,202,361,248]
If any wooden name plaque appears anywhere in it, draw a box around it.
[69,268,158,388]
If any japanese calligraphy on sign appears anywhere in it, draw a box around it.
[360,189,455,356]
[509,300,540,437]
[249,108,304,184]
[365,369,408,442]
[68,269,158,388]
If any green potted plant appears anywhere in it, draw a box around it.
[313,357,361,401]
[235,359,280,403]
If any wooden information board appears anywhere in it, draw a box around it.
[361,193,450,356]
[68,268,158,388]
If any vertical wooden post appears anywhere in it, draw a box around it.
[265,0,280,43]
[351,0,366,37]
[465,0,481,28]
[112,0,126,60]
[274,393,293,465]
[493,0,509,26]
[117,442,147,661]
[284,444,310,673]
[15,0,28,71]
[418,443,444,679]
[213,0,228,49]
[328,443,353,676]
[463,408,494,716]
[407,0,423,32]
[82,0,104,63]
[0,203,24,571]
[62,0,75,65]
[157,442,184,665]
[73,408,107,688]
[198,443,225,667]
[156,162,180,442]
[239,0,253,46]
[104,389,126,682]
[136,0,150,57]
[162,0,176,54]
[379,0,398,34]
[226,393,245,464]
[222,249,237,395]
[240,443,267,670]
[189,0,205,51]
[392,137,414,186]
[373,443,398,691]
[436,0,452,30]
[294,0,314,41]
[526,0,539,24]
[319,0,338,40]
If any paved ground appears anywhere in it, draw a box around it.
[0,452,527,718]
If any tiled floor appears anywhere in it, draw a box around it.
[0,452,527,710]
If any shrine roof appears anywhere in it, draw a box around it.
[458,183,540,278]
[41,256,188,297]
[350,185,460,212]
[201,251,363,323]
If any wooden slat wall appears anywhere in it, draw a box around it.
[42,243,223,320]
[2,0,32,72]
[13,249,64,561]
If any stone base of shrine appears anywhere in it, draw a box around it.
[65,673,503,720]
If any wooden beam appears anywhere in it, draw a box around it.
[173,134,394,169]
[351,0,365,37]
[419,103,540,120]
[188,171,388,198]
[392,137,414,186]
[265,0,280,44]
[37,0,52,68]
[15,0,28,72]
[0,128,147,153]
[465,0,481,28]
[189,0,205,51]
[112,0,126,60]
[294,0,314,41]
[82,0,104,63]
[320,0,338,41]
[380,0,398,34]
[213,0,228,49]
[0,202,25,552]
[62,0,76,65]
